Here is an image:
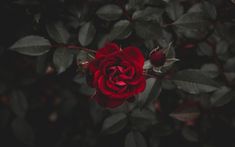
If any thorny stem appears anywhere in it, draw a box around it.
[50,44,96,53]
[205,40,230,87]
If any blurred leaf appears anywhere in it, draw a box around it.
[132,7,163,21]
[135,21,162,40]
[36,53,48,75]
[151,123,173,136]
[210,86,234,107]
[11,117,34,145]
[125,131,147,147]
[96,4,123,21]
[102,113,127,134]
[172,69,220,94]
[157,30,172,48]
[197,42,213,56]
[188,1,217,20]
[53,48,74,73]
[137,78,162,107]
[78,22,96,46]
[170,100,200,122]
[173,12,208,27]
[128,0,146,9]
[224,57,235,72]
[59,90,78,116]
[79,84,96,96]
[9,35,50,56]
[0,108,10,129]
[13,0,39,5]
[216,40,229,56]
[108,20,132,41]
[182,126,199,142]
[200,63,219,78]
[130,109,158,131]
[10,90,28,118]
[46,21,70,43]
[166,0,184,21]
[90,101,106,125]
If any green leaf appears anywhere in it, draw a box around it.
[11,117,34,145]
[125,131,147,147]
[46,21,70,43]
[78,22,96,46]
[137,78,162,107]
[9,35,50,56]
[10,90,28,118]
[135,21,162,40]
[210,86,234,107]
[132,7,163,21]
[108,20,132,41]
[172,69,220,94]
[102,113,127,134]
[53,48,74,73]
[166,0,184,21]
[96,4,123,21]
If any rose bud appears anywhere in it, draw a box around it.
[150,50,166,67]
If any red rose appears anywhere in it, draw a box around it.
[150,50,166,67]
[88,43,146,108]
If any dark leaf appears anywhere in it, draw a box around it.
[11,117,34,145]
[53,48,74,73]
[108,20,132,41]
[182,126,199,142]
[172,69,220,94]
[0,108,10,129]
[78,22,96,46]
[200,63,219,78]
[10,90,28,118]
[9,35,50,56]
[137,78,162,107]
[46,21,70,43]
[125,131,147,147]
[173,12,209,28]
[135,21,162,40]
[210,86,234,107]
[130,109,158,131]
[96,4,123,21]
[166,0,184,21]
[102,113,127,134]
[132,7,163,22]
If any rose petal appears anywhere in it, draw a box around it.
[96,43,121,59]
[123,47,145,67]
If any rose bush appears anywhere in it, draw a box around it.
[88,43,146,108]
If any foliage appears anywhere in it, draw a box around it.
[0,0,235,147]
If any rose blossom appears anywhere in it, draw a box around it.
[87,43,146,108]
